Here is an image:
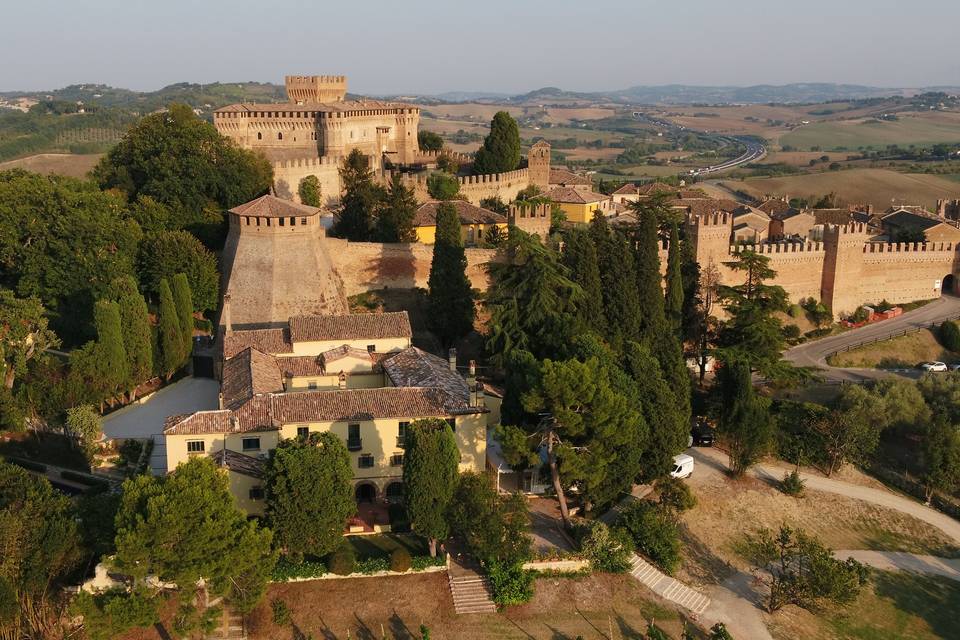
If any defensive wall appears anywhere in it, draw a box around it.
[386,167,533,206]
[690,213,960,315]
[325,238,498,295]
[272,156,343,206]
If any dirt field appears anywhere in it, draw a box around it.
[678,454,960,589]
[0,152,103,177]
[244,573,691,640]
[827,328,956,368]
[781,112,960,151]
[718,169,960,210]
[763,151,838,166]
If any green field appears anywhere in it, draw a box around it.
[781,114,960,150]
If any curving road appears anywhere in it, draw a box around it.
[632,113,766,176]
[784,294,960,382]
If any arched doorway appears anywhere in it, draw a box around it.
[385,482,404,504]
[355,483,377,504]
[943,274,956,296]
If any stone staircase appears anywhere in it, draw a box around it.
[207,606,246,640]
[629,554,710,614]
[448,573,497,614]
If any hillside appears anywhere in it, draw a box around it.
[0,153,102,178]
[718,169,960,210]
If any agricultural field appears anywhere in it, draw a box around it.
[780,112,960,151]
[717,168,960,210]
[0,152,102,178]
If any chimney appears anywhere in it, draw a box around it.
[218,391,224,410]
[937,199,947,218]
[222,294,233,335]
[230,415,240,432]
[338,371,347,390]
[448,348,457,372]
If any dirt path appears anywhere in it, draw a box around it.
[701,572,775,640]
[834,550,960,581]
[691,448,960,544]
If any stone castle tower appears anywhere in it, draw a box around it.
[821,222,868,314]
[528,140,551,189]
[285,75,347,103]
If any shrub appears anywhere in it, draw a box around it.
[788,304,803,319]
[327,544,356,576]
[411,554,446,571]
[618,501,681,574]
[646,623,670,640]
[780,470,806,497]
[390,547,412,572]
[656,478,697,514]
[70,587,159,640]
[710,622,735,639]
[579,521,634,573]
[270,556,327,581]
[941,321,960,352]
[270,599,291,627]
[7,457,46,473]
[782,324,801,341]
[487,561,534,606]
[426,173,460,200]
[388,503,411,532]
[355,557,390,574]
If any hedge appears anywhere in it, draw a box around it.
[6,457,47,473]
[271,553,444,581]
[61,469,110,488]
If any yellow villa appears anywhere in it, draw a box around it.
[163,311,488,521]
[544,187,613,224]
[412,200,507,246]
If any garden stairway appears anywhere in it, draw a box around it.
[447,549,496,614]
[629,554,710,615]
[207,605,246,640]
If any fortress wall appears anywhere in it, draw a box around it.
[389,168,533,206]
[733,242,828,305]
[859,242,959,304]
[272,156,343,206]
[326,239,498,295]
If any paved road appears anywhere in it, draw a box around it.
[783,294,960,382]
[834,551,960,581]
[692,137,766,177]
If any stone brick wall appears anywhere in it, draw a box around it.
[326,239,498,295]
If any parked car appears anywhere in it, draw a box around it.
[919,361,949,372]
[950,363,960,371]
[670,454,695,479]
[691,424,715,447]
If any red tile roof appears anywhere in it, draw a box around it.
[220,347,284,409]
[545,187,608,204]
[228,194,322,218]
[223,328,293,359]
[548,168,591,187]
[413,201,506,227]
[288,312,412,343]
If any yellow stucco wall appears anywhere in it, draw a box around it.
[414,222,508,246]
[558,201,609,224]
[228,470,266,516]
[291,337,410,357]
[286,372,384,392]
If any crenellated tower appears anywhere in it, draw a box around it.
[285,75,347,104]
[528,140,552,188]
[821,222,869,314]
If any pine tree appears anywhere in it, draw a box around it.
[560,227,606,336]
[170,273,194,359]
[665,222,684,336]
[472,111,521,175]
[589,212,639,349]
[403,419,460,556]
[427,202,475,348]
[93,300,128,401]
[335,150,382,241]
[376,173,418,242]
[108,276,153,398]
[718,359,773,476]
[157,279,184,379]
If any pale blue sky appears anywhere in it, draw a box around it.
[1,0,957,93]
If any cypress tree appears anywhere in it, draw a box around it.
[561,227,605,335]
[108,276,153,396]
[632,201,667,344]
[590,212,639,349]
[472,111,521,175]
[403,418,460,556]
[718,359,773,476]
[157,279,184,379]
[427,202,475,348]
[665,222,684,336]
[170,273,194,358]
[93,300,128,401]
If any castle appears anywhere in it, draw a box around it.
[214,76,553,206]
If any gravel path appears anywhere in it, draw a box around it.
[834,550,960,581]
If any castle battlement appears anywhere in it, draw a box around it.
[731,241,824,255]
[864,241,959,254]
[691,212,731,228]
[285,75,347,103]
[273,155,342,170]
[413,149,473,164]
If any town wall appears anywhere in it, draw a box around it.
[272,156,343,206]
[326,239,499,295]
[387,168,533,206]
[859,241,959,305]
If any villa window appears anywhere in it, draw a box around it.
[297,426,309,439]
[279,217,284,227]
[390,453,404,467]
[290,217,296,226]
[249,486,264,500]
[187,440,205,454]
[367,344,376,352]
[397,421,409,448]
[308,381,318,390]
[242,437,261,452]
[358,454,375,469]
[347,424,362,451]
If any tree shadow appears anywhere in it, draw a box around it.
[153,622,173,640]
[352,612,377,640]
[574,607,610,639]
[678,523,738,585]
[305,614,339,640]
[871,571,960,639]
[615,614,645,639]
[387,611,416,640]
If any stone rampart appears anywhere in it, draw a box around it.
[389,168,533,206]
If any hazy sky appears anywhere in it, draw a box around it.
[2,0,958,93]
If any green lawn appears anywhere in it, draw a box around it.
[346,533,429,560]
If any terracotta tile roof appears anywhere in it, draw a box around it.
[323,344,377,366]
[771,208,808,221]
[229,194,321,218]
[271,387,473,423]
[381,347,469,403]
[413,201,506,227]
[223,328,293,359]
[530,140,551,149]
[275,355,326,378]
[811,208,853,225]
[548,168,591,187]
[164,410,234,435]
[545,187,608,204]
[756,198,793,215]
[288,312,412,343]
[220,347,284,409]
[612,183,640,195]
[670,198,740,218]
[211,449,266,479]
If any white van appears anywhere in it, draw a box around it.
[670,454,694,479]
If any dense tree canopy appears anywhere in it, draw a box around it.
[560,226,606,335]
[157,279,185,379]
[0,288,58,390]
[297,175,322,208]
[94,103,272,229]
[472,111,521,175]
[114,457,276,613]
[265,432,355,561]
[335,150,383,241]
[376,173,418,243]
[417,130,444,152]
[137,230,219,312]
[589,212,639,348]
[108,276,153,394]
[426,172,460,200]
[718,359,773,476]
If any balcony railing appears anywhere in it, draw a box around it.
[347,436,363,452]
